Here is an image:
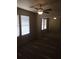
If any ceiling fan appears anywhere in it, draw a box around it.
[31,4,52,15]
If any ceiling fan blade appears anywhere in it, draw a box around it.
[30,6,38,10]
[34,8,38,10]
[44,8,52,12]
[43,11,50,14]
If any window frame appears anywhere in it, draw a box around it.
[17,14,30,37]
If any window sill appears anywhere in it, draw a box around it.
[17,33,31,40]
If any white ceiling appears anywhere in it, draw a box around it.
[17,0,61,17]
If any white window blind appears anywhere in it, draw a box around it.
[17,15,19,36]
[21,15,30,35]
[42,19,47,30]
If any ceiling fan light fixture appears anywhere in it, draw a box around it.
[37,9,43,15]
[38,11,43,15]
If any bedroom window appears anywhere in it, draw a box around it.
[17,15,20,36]
[21,15,30,35]
[41,18,47,30]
